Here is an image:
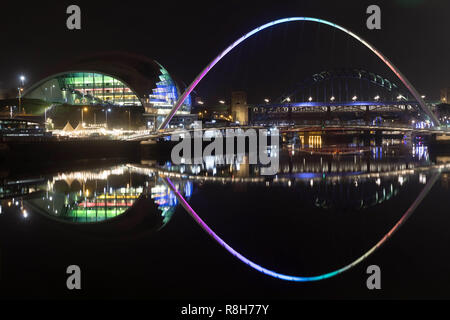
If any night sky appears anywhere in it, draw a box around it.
[1,0,449,103]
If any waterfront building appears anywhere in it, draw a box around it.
[20,53,196,130]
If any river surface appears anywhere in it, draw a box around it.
[1,142,450,299]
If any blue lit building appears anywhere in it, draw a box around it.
[145,62,195,129]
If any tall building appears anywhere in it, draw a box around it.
[231,91,248,125]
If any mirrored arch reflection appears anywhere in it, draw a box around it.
[1,145,449,233]
[0,146,450,280]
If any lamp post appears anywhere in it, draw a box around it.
[105,108,111,128]
[18,87,22,114]
[45,107,48,127]
[127,109,131,130]
[81,107,88,127]
[50,84,55,102]
[19,75,25,114]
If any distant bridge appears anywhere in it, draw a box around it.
[125,123,447,142]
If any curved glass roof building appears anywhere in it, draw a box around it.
[22,53,193,128]
[25,72,142,107]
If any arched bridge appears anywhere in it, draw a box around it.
[158,17,441,130]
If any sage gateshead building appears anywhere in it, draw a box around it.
[22,52,195,129]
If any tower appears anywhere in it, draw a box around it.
[231,91,248,125]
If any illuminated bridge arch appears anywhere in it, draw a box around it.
[159,17,439,129]
[279,68,409,105]
[306,69,401,94]
[308,69,398,92]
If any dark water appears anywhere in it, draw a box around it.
[1,143,450,299]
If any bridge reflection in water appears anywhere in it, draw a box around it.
[1,143,450,282]
[0,142,444,223]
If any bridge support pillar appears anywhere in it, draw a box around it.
[363,130,371,147]
[364,106,370,125]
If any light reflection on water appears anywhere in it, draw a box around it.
[2,143,450,288]
[0,143,444,225]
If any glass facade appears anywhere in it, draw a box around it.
[148,64,191,114]
[24,72,141,107]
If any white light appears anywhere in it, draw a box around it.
[286,97,291,102]
[421,95,426,99]
[264,98,270,103]
[20,75,25,82]
[22,209,28,218]
[352,96,357,101]
[198,101,204,105]
[308,97,313,102]
[330,96,335,101]
[374,95,380,100]
[219,100,225,104]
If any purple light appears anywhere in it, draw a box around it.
[163,174,438,282]
[158,17,439,130]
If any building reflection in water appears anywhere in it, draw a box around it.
[0,166,192,225]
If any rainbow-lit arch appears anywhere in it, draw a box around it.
[159,17,439,129]
[164,174,439,282]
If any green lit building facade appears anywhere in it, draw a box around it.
[22,53,195,129]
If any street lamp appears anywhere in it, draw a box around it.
[81,107,88,126]
[18,87,24,114]
[44,105,51,128]
[308,96,313,102]
[219,100,225,104]
[105,108,111,128]
[352,95,358,101]
[18,75,25,114]
[264,98,270,103]
[50,84,55,102]
[127,109,131,130]
[330,96,335,102]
